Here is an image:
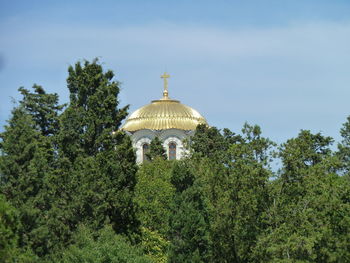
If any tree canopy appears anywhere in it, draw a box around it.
[1,59,350,262]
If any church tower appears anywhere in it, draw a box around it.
[121,73,208,163]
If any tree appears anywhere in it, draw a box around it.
[0,194,37,263]
[337,116,350,174]
[146,137,167,161]
[0,85,65,256]
[276,130,334,206]
[0,107,46,205]
[0,194,19,261]
[18,85,65,137]
[168,160,210,263]
[199,123,274,263]
[53,225,152,263]
[44,59,139,251]
[134,158,174,262]
[0,105,55,256]
[0,84,61,205]
[254,130,350,262]
[57,58,129,160]
[190,124,242,164]
[135,158,174,235]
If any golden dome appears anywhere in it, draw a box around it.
[121,73,207,132]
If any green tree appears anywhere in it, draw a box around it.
[0,105,55,256]
[53,225,152,263]
[254,130,350,262]
[279,130,333,187]
[135,158,174,235]
[134,158,174,262]
[0,84,61,204]
[146,137,167,161]
[57,58,129,160]
[190,124,242,164]
[0,85,64,256]
[18,85,65,137]
[199,123,274,263]
[0,194,19,261]
[0,194,38,263]
[338,116,350,174]
[44,59,139,252]
[139,227,169,263]
[168,160,210,263]
[0,107,46,206]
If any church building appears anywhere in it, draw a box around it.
[121,73,208,163]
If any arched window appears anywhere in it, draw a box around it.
[142,143,150,162]
[168,142,177,160]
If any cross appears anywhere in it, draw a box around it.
[161,72,170,98]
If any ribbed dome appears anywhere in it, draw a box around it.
[121,98,207,132]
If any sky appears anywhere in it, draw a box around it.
[1,0,350,146]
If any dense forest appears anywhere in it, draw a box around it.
[1,59,350,263]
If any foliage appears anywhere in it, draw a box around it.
[53,225,152,263]
[134,158,174,262]
[1,59,350,262]
[140,227,169,263]
[0,194,38,263]
[146,137,167,161]
[168,160,210,263]
[338,116,350,174]
[0,105,54,256]
[44,59,139,250]
[190,124,242,163]
[0,194,19,261]
[193,123,274,263]
[57,58,129,160]
[254,131,350,262]
[0,59,138,258]
[135,158,174,235]
[18,85,65,136]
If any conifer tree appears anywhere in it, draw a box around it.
[45,59,139,249]
[0,86,63,256]
[57,58,129,160]
[18,85,64,137]
[0,194,19,261]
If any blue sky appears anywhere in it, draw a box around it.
[1,0,350,145]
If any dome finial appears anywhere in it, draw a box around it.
[161,72,170,99]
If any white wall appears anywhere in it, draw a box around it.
[129,129,192,164]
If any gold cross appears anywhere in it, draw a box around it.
[161,72,170,98]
